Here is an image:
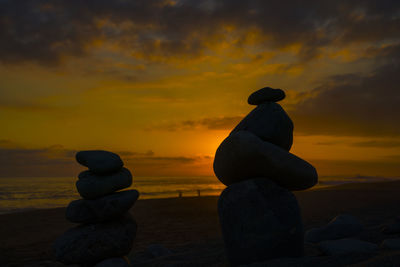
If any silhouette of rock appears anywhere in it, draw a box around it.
[76,168,132,199]
[218,178,303,266]
[231,102,293,151]
[381,219,400,234]
[381,238,400,250]
[319,239,378,255]
[305,214,364,243]
[76,150,123,174]
[213,130,317,190]
[248,87,286,105]
[66,190,139,223]
[146,244,173,258]
[53,214,137,265]
[95,257,130,267]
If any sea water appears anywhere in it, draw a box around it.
[0,176,398,214]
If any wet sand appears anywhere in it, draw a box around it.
[1,180,400,266]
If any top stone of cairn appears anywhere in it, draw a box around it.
[76,150,123,174]
[248,87,285,105]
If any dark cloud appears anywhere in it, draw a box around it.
[0,143,202,177]
[147,116,243,131]
[291,44,400,136]
[350,140,400,148]
[1,0,399,65]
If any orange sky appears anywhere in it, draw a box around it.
[1,1,400,178]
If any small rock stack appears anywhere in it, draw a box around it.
[213,87,318,266]
[53,150,138,266]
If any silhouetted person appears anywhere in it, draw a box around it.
[197,189,201,197]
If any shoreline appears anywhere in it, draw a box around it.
[1,180,400,266]
[0,178,400,216]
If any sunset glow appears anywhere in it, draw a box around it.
[1,1,399,178]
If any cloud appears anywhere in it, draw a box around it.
[147,116,243,131]
[0,143,207,177]
[291,44,400,136]
[350,140,400,148]
[1,0,399,65]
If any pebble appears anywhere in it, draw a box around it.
[248,87,286,105]
[218,178,303,266]
[382,220,400,234]
[319,239,378,255]
[76,150,123,174]
[66,190,139,223]
[231,102,293,151]
[146,244,173,258]
[213,130,317,189]
[53,215,137,265]
[305,214,364,243]
[76,168,132,199]
[381,238,400,250]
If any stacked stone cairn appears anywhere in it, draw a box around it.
[53,150,138,266]
[213,87,318,266]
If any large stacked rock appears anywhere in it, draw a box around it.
[214,87,318,266]
[53,150,138,266]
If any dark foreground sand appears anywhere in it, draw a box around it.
[1,180,400,266]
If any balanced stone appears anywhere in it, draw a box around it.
[213,130,317,190]
[231,102,293,151]
[248,87,286,105]
[305,214,364,243]
[53,214,137,265]
[66,190,139,223]
[381,238,400,250]
[76,168,132,199]
[381,219,400,234]
[319,239,378,255]
[218,178,304,266]
[76,150,123,174]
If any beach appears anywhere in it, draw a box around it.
[2,180,400,266]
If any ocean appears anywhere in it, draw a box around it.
[0,176,398,214]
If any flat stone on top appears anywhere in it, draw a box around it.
[76,150,123,174]
[248,87,285,105]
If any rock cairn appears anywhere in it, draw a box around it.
[213,87,318,266]
[53,150,138,266]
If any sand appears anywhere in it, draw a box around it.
[1,180,400,266]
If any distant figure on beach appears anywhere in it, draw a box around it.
[178,191,182,198]
[197,189,201,197]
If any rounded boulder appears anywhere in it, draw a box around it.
[76,168,132,199]
[213,130,317,190]
[76,150,123,174]
[66,190,139,223]
[231,102,293,151]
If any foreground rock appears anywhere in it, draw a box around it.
[319,239,378,255]
[66,190,139,223]
[231,102,293,151]
[76,150,123,174]
[381,238,400,250]
[76,168,132,199]
[53,215,137,265]
[95,257,130,267]
[381,219,400,234]
[218,178,303,266]
[213,130,317,189]
[305,214,364,243]
[247,87,286,105]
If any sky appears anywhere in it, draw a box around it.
[0,0,400,178]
